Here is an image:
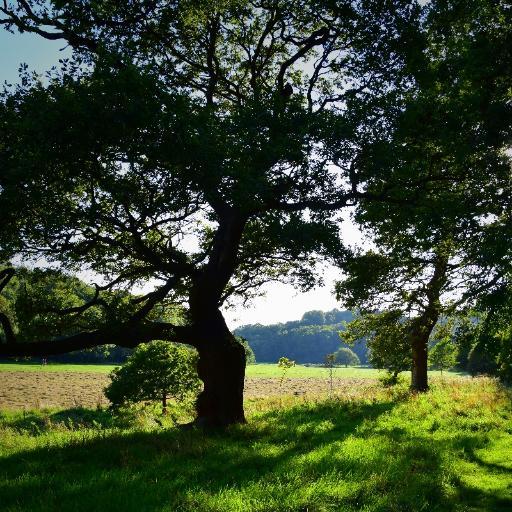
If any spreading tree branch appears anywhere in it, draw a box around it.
[0,321,195,357]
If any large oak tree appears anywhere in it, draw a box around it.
[0,0,452,425]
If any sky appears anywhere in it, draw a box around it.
[0,29,365,329]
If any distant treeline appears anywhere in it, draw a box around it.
[2,307,361,364]
[235,309,367,364]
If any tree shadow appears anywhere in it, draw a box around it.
[1,407,115,434]
[0,397,510,511]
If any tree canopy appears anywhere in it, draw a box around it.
[0,0,510,424]
[0,0,429,426]
[335,0,512,390]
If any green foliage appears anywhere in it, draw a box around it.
[277,357,295,371]
[340,311,411,380]
[333,347,360,367]
[450,288,512,382]
[1,379,511,511]
[467,343,499,378]
[277,356,295,388]
[378,371,405,387]
[429,339,458,373]
[428,320,458,373]
[0,265,183,363]
[104,341,200,412]
[0,0,422,342]
[0,266,104,342]
[334,0,512,392]
[235,336,255,365]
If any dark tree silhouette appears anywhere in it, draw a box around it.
[0,1,426,426]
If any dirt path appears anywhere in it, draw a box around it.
[0,371,377,410]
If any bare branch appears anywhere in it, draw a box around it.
[277,26,330,93]
[47,284,108,316]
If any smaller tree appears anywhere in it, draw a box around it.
[277,357,295,389]
[428,321,458,374]
[105,341,201,414]
[334,347,360,368]
[429,340,457,374]
[340,311,411,385]
[324,353,336,396]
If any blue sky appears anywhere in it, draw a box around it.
[0,28,356,327]
[0,30,68,85]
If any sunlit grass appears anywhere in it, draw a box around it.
[0,377,510,511]
[0,362,118,373]
[0,362,467,380]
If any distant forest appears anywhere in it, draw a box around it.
[235,310,367,364]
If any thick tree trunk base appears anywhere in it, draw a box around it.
[193,318,246,428]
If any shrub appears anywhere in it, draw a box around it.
[105,341,201,413]
[334,347,360,367]
[277,357,295,388]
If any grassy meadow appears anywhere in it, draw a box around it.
[0,374,511,511]
[0,361,466,379]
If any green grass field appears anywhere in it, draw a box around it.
[0,362,467,379]
[0,378,510,511]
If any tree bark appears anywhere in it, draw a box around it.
[409,245,450,392]
[410,326,430,391]
[162,392,167,415]
[193,311,246,427]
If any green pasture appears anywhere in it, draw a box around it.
[0,362,467,380]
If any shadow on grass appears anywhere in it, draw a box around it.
[0,397,510,512]
[0,408,115,434]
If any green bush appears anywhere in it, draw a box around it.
[334,347,360,367]
[105,341,201,413]
[467,342,498,377]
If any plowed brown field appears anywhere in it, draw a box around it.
[0,370,377,409]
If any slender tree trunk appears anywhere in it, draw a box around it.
[192,311,246,427]
[410,326,430,391]
[410,244,450,392]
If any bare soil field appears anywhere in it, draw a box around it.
[0,370,377,409]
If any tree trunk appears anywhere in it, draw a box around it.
[411,330,429,391]
[193,312,246,427]
[409,313,439,392]
[186,211,249,427]
[410,246,449,392]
